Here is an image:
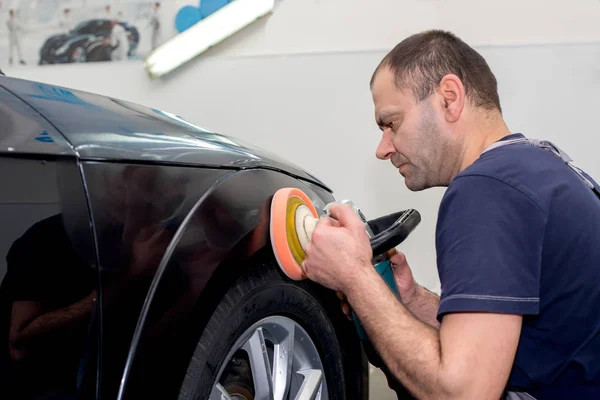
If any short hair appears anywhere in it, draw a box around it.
[371,30,502,113]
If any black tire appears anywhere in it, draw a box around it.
[69,46,87,63]
[178,252,369,400]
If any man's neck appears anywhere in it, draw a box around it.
[457,111,512,174]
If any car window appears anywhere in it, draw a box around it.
[0,156,98,399]
[73,21,94,34]
[74,20,109,34]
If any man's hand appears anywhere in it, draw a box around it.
[301,204,373,293]
[390,250,441,329]
[336,250,421,321]
[336,291,353,320]
[389,250,420,303]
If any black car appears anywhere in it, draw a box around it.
[0,74,370,399]
[39,19,139,65]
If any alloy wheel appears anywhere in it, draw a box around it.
[209,316,328,400]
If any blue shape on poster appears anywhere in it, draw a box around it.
[199,0,230,18]
[35,130,54,143]
[175,0,232,33]
[175,5,204,33]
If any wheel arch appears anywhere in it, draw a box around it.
[118,167,335,399]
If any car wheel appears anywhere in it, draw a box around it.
[178,250,368,400]
[70,46,87,63]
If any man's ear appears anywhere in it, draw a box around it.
[436,74,465,123]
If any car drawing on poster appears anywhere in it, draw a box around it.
[38,19,139,64]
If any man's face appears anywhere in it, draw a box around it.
[371,67,450,191]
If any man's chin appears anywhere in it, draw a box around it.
[401,172,427,192]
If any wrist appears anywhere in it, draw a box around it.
[403,283,425,307]
[344,263,385,304]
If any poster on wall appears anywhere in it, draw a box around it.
[1,0,167,66]
[0,0,233,68]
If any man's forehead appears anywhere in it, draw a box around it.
[372,87,409,119]
[371,67,396,94]
[372,69,412,105]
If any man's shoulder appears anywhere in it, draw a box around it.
[460,135,557,182]
[443,135,565,213]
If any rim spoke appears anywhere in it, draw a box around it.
[209,383,234,400]
[242,327,274,400]
[272,320,295,400]
[294,369,323,400]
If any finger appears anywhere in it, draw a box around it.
[328,218,342,228]
[300,260,308,276]
[336,291,346,300]
[327,204,363,229]
[390,250,408,267]
[317,216,337,228]
[341,302,351,316]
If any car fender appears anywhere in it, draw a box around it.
[62,34,95,50]
[117,167,334,399]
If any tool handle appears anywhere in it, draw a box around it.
[351,209,421,341]
[369,209,421,258]
[352,259,400,340]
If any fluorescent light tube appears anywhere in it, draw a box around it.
[144,0,275,78]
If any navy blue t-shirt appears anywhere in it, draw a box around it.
[435,133,600,398]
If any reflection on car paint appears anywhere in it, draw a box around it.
[0,85,73,155]
[35,130,55,143]
[80,162,231,399]
[24,84,105,111]
[0,157,98,399]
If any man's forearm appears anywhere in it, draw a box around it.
[11,292,96,357]
[404,285,441,329]
[347,269,454,399]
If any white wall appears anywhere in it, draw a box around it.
[6,41,600,293]
[3,0,600,293]
[183,0,600,57]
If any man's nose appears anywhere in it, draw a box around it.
[376,130,395,160]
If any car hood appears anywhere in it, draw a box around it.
[42,33,93,49]
[0,76,330,190]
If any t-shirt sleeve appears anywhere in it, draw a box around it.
[436,175,547,322]
[4,222,58,302]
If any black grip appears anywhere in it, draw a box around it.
[369,209,421,257]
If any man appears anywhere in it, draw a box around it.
[149,2,160,50]
[108,19,129,61]
[301,30,600,399]
[7,9,26,66]
[58,8,72,33]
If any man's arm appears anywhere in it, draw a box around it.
[348,268,522,399]
[387,250,441,329]
[9,290,96,361]
[404,284,440,329]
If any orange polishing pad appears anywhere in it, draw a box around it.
[270,188,319,280]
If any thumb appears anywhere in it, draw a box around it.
[390,250,409,269]
[390,251,415,288]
